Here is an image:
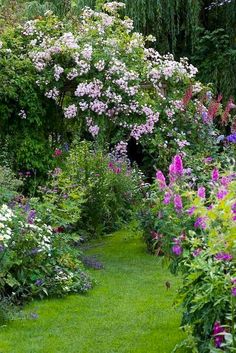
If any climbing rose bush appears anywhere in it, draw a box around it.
[1,2,232,177]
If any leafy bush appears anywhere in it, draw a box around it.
[0,204,91,305]
[34,141,142,237]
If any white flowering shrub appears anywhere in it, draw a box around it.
[0,205,91,303]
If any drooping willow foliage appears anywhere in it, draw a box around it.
[1,0,236,98]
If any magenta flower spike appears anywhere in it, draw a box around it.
[156,170,167,189]
[173,154,184,176]
[197,186,206,199]
[212,168,219,182]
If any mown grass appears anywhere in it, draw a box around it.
[0,229,185,353]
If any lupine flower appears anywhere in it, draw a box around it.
[156,171,167,189]
[213,321,225,348]
[174,194,183,213]
[212,168,219,182]
[194,217,207,229]
[197,186,206,199]
[215,252,233,261]
[172,245,183,256]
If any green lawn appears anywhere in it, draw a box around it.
[0,229,185,353]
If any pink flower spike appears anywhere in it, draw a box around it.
[173,155,184,176]
[212,168,219,182]
[197,186,206,199]
[156,171,167,189]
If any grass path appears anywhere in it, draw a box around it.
[0,230,185,353]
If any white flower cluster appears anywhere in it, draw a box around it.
[64,104,78,119]
[0,205,14,247]
[103,2,126,13]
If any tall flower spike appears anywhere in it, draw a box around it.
[173,155,184,176]
[156,170,167,189]
[212,168,219,182]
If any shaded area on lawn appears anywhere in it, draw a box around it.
[0,229,185,353]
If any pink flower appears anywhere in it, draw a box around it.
[173,155,184,176]
[194,217,207,229]
[156,171,167,189]
[213,321,225,348]
[174,194,183,213]
[53,148,62,157]
[197,186,206,199]
[211,168,219,182]
[187,206,196,216]
[163,192,172,205]
[216,188,228,200]
[172,245,183,256]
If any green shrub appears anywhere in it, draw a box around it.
[34,141,142,237]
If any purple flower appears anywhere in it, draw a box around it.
[156,170,167,189]
[0,245,4,252]
[204,156,213,164]
[194,217,207,229]
[221,176,230,187]
[35,279,44,286]
[212,168,219,182]
[197,186,206,199]
[226,133,236,143]
[28,209,36,224]
[163,192,172,205]
[231,287,236,296]
[172,245,183,256]
[172,155,184,176]
[174,194,183,213]
[202,111,209,123]
[213,321,225,348]
[215,252,233,261]
[187,206,196,216]
[232,203,236,221]
[217,188,228,200]
[193,248,202,257]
